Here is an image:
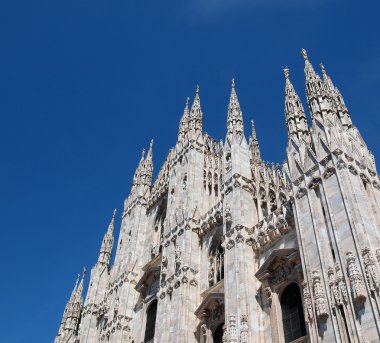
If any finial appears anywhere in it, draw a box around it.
[82,267,86,279]
[231,78,235,88]
[112,208,117,219]
[282,66,290,79]
[251,119,257,139]
[141,148,145,158]
[196,84,200,95]
[301,48,308,61]
[150,139,154,149]
[319,63,327,78]
[186,97,189,107]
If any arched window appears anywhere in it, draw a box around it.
[281,283,306,343]
[213,323,224,343]
[144,300,158,343]
[208,239,224,287]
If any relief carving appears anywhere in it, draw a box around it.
[362,247,379,292]
[335,263,349,304]
[301,281,313,323]
[228,314,238,343]
[346,251,366,303]
[312,270,329,320]
[240,315,249,343]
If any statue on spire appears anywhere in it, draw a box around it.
[249,119,261,164]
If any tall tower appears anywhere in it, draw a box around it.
[286,49,380,343]
[222,79,263,342]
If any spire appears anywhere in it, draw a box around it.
[57,269,85,337]
[189,85,203,132]
[283,66,309,142]
[178,97,190,140]
[71,273,80,299]
[55,273,82,340]
[76,267,86,298]
[301,48,324,101]
[98,210,116,265]
[319,63,352,128]
[320,63,334,92]
[143,139,154,186]
[249,119,261,164]
[226,78,245,141]
[131,148,145,193]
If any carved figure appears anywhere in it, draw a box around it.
[346,251,366,302]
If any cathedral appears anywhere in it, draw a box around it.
[54,49,380,343]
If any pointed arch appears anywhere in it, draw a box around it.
[144,299,158,342]
[280,283,306,343]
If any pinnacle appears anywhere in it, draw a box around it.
[147,139,154,157]
[227,79,244,138]
[320,63,329,80]
[301,48,308,61]
[190,84,202,122]
[251,120,257,140]
[283,66,290,79]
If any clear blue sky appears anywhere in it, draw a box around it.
[1,0,379,341]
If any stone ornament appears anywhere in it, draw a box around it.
[312,270,329,320]
[161,255,168,274]
[335,263,349,304]
[264,286,273,305]
[362,247,379,292]
[346,251,366,302]
[201,323,207,338]
[301,281,313,323]
[228,314,238,343]
[376,248,380,264]
[175,244,181,268]
[222,324,228,343]
[240,315,249,343]
[328,267,343,308]
[225,207,232,226]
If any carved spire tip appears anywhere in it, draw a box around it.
[282,66,290,79]
[320,63,328,78]
[301,48,308,61]
[231,78,235,88]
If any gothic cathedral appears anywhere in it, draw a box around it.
[54,50,380,343]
